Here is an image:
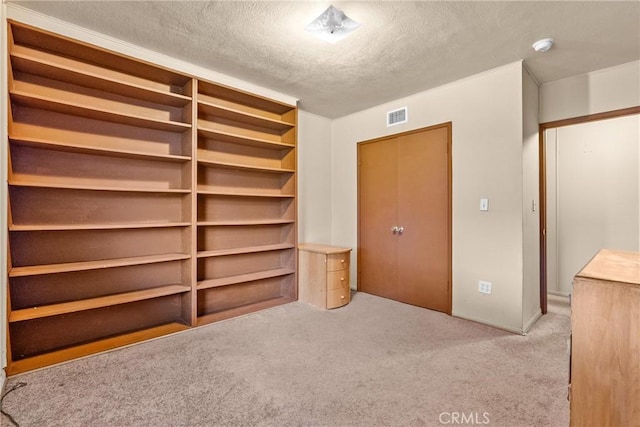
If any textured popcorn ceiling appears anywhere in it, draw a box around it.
[10,1,640,118]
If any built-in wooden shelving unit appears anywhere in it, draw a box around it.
[5,21,297,375]
[195,79,297,325]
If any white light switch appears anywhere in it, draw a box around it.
[480,198,489,211]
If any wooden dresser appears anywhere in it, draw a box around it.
[570,249,640,427]
[298,243,352,310]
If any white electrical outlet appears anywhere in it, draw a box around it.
[478,280,492,295]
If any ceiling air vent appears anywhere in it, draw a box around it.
[387,107,408,127]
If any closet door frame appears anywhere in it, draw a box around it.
[357,122,452,314]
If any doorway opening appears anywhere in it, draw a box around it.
[539,106,640,313]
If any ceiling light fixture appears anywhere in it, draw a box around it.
[532,38,554,52]
[305,5,360,44]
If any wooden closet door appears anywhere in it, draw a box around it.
[396,126,451,313]
[358,138,398,300]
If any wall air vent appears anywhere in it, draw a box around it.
[387,107,408,127]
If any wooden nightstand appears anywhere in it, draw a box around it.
[298,243,352,310]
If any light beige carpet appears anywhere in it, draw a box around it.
[1,293,570,426]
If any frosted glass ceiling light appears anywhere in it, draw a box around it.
[305,5,360,44]
[533,38,554,52]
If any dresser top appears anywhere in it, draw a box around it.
[577,249,640,286]
[299,243,352,254]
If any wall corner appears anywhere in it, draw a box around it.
[521,64,542,331]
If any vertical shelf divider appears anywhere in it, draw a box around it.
[187,78,199,325]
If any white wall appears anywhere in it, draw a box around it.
[546,116,640,295]
[331,61,529,332]
[522,67,541,330]
[297,110,333,244]
[540,61,640,123]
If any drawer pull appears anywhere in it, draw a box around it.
[341,259,345,263]
[341,295,345,299]
[341,277,345,281]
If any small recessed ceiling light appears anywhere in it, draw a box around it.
[533,38,554,53]
[305,5,360,44]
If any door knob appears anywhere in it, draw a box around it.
[398,226,404,234]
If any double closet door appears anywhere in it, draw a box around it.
[358,123,451,313]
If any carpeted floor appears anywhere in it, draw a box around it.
[1,293,571,427]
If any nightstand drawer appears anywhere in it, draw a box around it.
[327,253,349,271]
[327,283,350,309]
[327,270,349,290]
[299,243,352,310]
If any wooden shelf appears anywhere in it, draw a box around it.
[9,180,190,194]
[10,22,192,90]
[9,284,190,322]
[6,322,189,375]
[198,219,295,227]
[10,222,191,232]
[198,123,294,150]
[198,100,294,132]
[11,45,191,107]
[10,253,191,277]
[10,134,190,163]
[198,92,294,125]
[197,243,294,258]
[196,295,294,326]
[10,90,191,133]
[197,268,295,290]
[197,158,294,174]
[197,189,294,198]
[198,80,295,115]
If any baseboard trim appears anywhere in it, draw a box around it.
[548,290,571,297]
[523,309,543,334]
[452,312,525,335]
